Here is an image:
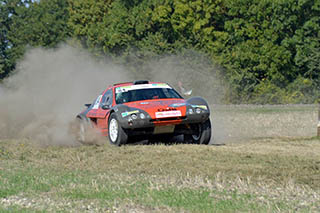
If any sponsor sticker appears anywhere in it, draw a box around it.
[92,95,102,109]
[191,105,208,110]
[170,103,186,107]
[155,110,182,118]
[116,83,171,93]
[121,110,139,117]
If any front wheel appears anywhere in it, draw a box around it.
[108,113,128,146]
[185,119,211,145]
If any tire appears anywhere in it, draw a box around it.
[76,117,92,143]
[185,119,211,145]
[108,113,128,146]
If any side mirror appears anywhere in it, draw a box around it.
[101,104,111,110]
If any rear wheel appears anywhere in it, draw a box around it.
[76,117,92,143]
[185,119,211,145]
[108,113,128,146]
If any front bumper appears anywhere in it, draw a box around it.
[118,112,209,136]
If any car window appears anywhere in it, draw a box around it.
[92,95,102,109]
[100,89,113,107]
[116,88,182,104]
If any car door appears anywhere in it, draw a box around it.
[97,89,113,135]
[87,89,113,117]
[86,89,113,136]
[86,94,103,118]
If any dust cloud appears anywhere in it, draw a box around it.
[1,45,315,146]
[131,51,225,103]
[1,44,316,146]
[0,45,130,145]
[0,45,225,145]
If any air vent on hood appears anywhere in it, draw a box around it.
[133,80,149,85]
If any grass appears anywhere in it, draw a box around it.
[211,104,318,143]
[1,137,320,212]
[1,104,319,212]
[212,104,317,113]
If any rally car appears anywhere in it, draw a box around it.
[76,80,211,146]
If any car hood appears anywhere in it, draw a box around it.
[123,99,187,118]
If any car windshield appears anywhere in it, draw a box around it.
[115,88,183,104]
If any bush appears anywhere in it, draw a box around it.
[250,81,286,104]
[285,76,320,104]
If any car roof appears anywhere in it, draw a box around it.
[110,81,168,89]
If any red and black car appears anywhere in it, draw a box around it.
[76,80,211,145]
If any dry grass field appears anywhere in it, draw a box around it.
[1,105,320,212]
[211,104,318,143]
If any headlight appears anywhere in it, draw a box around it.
[140,113,146,119]
[188,108,194,114]
[195,108,202,114]
[131,114,138,119]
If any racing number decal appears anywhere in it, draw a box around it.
[155,110,182,118]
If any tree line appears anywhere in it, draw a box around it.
[1,0,319,103]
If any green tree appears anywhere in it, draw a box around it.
[0,0,31,78]
[68,0,113,53]
[66,0,320,103]
[204,0,320,103]
[293,18,320,81]
[0,0,70,79]
[69,0,177,56]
